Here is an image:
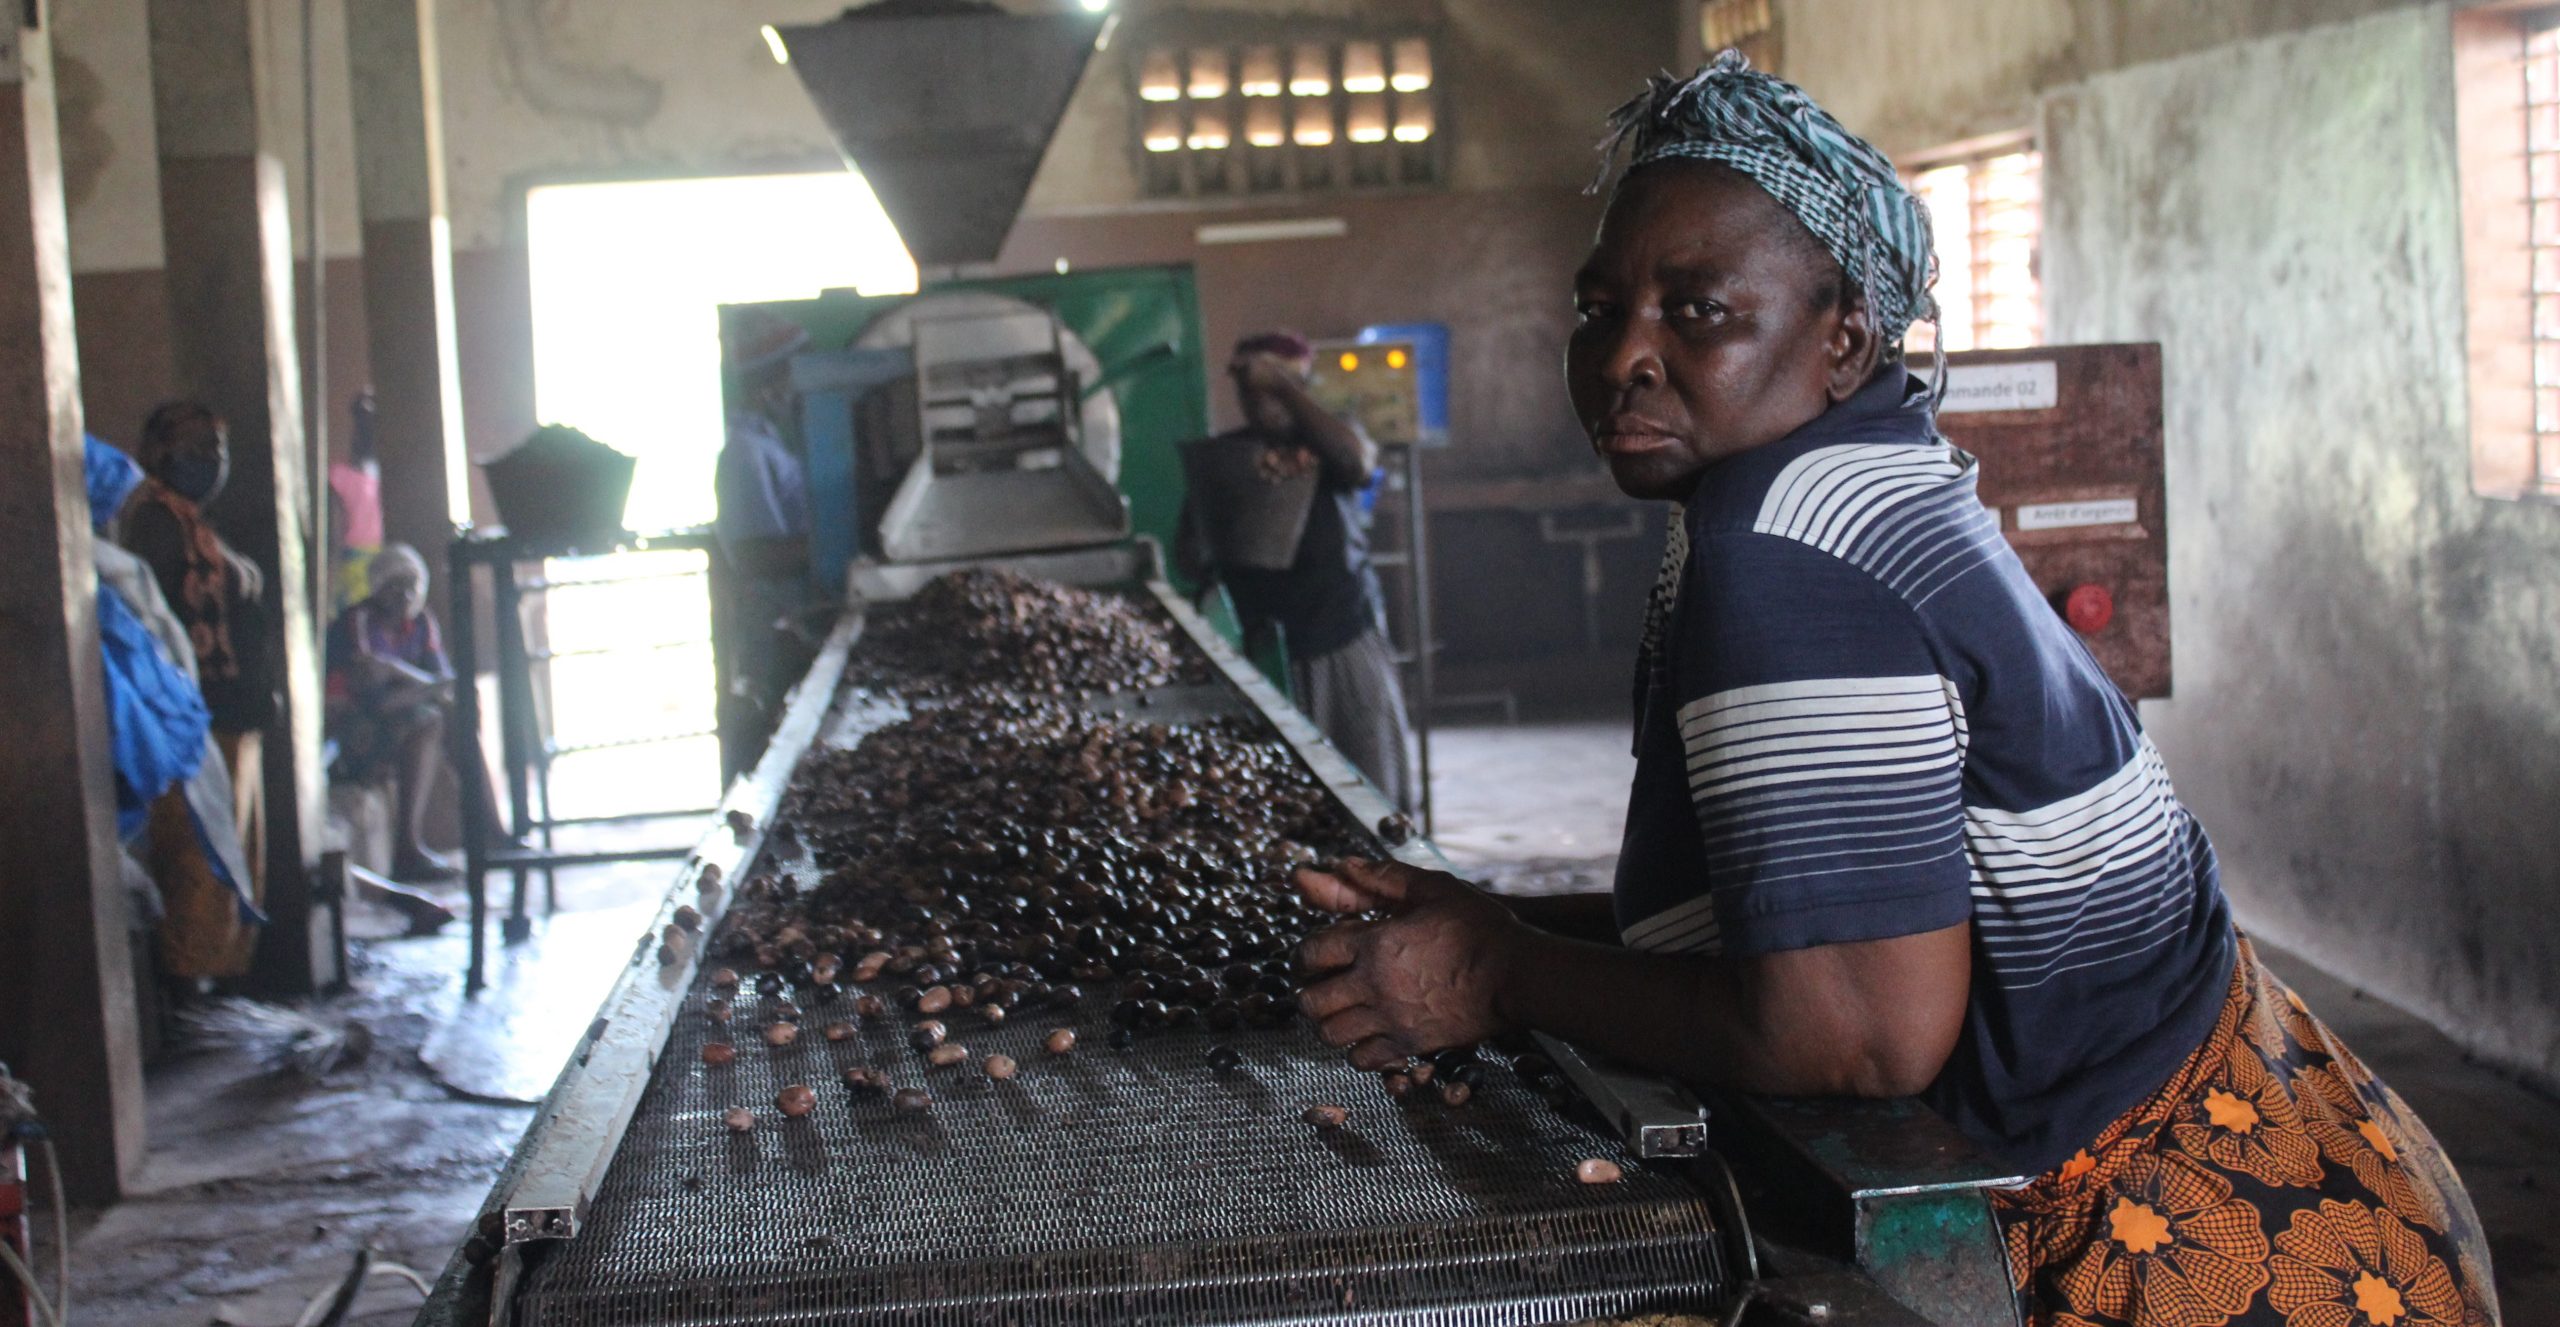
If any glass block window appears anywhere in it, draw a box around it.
[1133,35,1441,198]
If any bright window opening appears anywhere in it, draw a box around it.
[527,171,917,531]
[521,171,916,827]
[1905,143,2043,355]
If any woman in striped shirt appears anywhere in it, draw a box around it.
[1289,54,2498,1327]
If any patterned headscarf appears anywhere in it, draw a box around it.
[1594,50,1941,349]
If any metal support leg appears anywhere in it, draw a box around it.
[494,564,536,943]
[450,540,489,993]
[1403,445,1436,835]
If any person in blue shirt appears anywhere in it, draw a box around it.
[713,308,816,767]
[1287,54,2496,1327]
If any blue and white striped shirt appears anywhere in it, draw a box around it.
[1613,370,2236,1173]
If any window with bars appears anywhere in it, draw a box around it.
[2526,25,2560,490]
[1903,141,2044,355]
[2456,7,2560,499]
[1130,35,1442,199]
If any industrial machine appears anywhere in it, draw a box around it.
[413,538,2036,1327]
[415,7,2179,1324]
[746,270,1208,595]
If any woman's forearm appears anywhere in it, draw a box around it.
[1493,930,1814,1093]
[1273,379,1374,487]
[1494,891,1619,943]
[1492,926,1963,1098]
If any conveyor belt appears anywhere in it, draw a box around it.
[513,963,1725,1325]
[495,568,1737,1326]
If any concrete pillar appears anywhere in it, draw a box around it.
[0,1,147,1203]
[147,0,336,993]
[346,0,467,571]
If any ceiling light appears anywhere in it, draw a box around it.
[759,24,789,65]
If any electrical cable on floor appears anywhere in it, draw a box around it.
[373,1261,433,1297]
[0,1238,66,1327]
[303,1247,368,1327]
[290,1250,432,1327]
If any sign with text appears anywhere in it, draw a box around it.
[1938,359,2060,414]
[2016,497,2141,532]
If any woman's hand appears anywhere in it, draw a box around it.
[1292,858,1529,1070]
[1229,351,1301,397]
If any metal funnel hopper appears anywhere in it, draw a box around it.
[778,2,1106,268]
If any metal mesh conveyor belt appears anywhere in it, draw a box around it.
[509,591,1731,1327]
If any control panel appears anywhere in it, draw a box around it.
[1307,339,1425,447]
[1935,344,2170,699]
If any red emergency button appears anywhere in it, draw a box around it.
[2064,584,2115,635]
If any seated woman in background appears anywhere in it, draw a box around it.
[325,543,506,883]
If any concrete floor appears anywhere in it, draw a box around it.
[32,720,2557,1325]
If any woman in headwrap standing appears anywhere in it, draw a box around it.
[1286,54,2499,1327]
[123,400,272,979]
[85,437,261,964]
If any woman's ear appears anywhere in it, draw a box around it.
[1826,295,1884,402]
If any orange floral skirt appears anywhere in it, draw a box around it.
[1992,937,2500,1326]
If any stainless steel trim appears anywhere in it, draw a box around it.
[496,615,861,1244]
[1533,1032,1712,1159]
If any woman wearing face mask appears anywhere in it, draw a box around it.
[124,400,272,978]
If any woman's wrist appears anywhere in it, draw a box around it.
[1486,917,1554,1035]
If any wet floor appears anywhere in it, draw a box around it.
[40,843,683,1327]
[33,721,2557,1325]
